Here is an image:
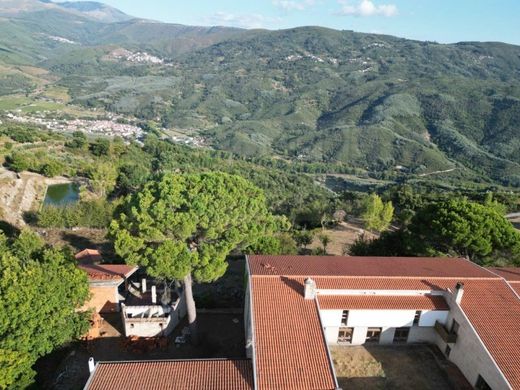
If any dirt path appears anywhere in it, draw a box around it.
[0,167,70,227]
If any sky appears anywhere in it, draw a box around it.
[94,0,520,45]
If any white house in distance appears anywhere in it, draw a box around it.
[85,255,520,390]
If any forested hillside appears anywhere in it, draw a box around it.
[1,1,520,186]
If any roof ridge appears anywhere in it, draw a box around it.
[251,275,501,280]
[97,358,252,365]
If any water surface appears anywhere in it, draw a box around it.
[44,183,79,206]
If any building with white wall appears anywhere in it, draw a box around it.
[245,255,520,390]
[85,255,520,389]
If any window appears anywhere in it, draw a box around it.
[341,310,349,326]
[338,327,353,343]
[413,310,422,326]
[445,345,451,357]
[450,320,460,335]
[365,328,382,343]
[475,375,492,390]
[393,327,410,343]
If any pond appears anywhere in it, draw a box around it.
[44,183,80,206]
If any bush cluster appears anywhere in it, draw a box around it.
[37,200,116,228]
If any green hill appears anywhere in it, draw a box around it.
[1,6,520,186]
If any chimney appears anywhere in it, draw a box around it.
[304,278,317,299]
[141,278,147,293]
[151,285,157,304]
[454,282,464,304]
[88,357,95,374]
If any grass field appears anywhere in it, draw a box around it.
[0,94,104,117]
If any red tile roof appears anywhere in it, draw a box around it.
[85,359,253,390]
[488,267,520,282]
[248,255,494,278]
[458,280,520,388]
[248,256,520,390]
[313,277,458,291]
[78,264,137,282]
[251,277,337,390]
[318,294,449,311]
[510,284,520,296]
[75,248,103,264]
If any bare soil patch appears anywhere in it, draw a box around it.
[37,227,112,254]
[309,220,378,255]
[0,167,70,226]
[330,344,472,390]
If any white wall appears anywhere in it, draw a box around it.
[408,326,437,343]
[321,308,447,345]
[324,326,340,343]
[320,310,343,327]
[436,301,511,390]
[320,309,448,328]
[121,294,187,338]
[244,280,253,359]
[379,327,395,344]
[418,310,448,327]
[352,327,368,344]
[347,310,415,327]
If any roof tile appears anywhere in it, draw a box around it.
[78,264,137,282]
[251,277,337,389]
[248,256,520,390]
[248,255,494,278]
[86,359,253,390]
[318,294,449,311]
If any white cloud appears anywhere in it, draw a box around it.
[206,12,281,29]
[272,0,317,12]
[337,0,398,17]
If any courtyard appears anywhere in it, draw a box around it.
[35,313,246,389]
[330,344,472,390]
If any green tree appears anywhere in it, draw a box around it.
[318,233,331,253]
[246,233,297,255]
[117,163,150,194]
[87,162,118,197]
[410,198,520,261]
[109,172,286,342]
[294,229,314,250]
[0,349,33,389]
[89,138,111,157]
[40,160,65,178]
[66,131,88,150]
[361,194,394,232]
[350,198,520,265]
[0,231,90,388]
[6,153,31,172]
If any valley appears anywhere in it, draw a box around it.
[0,1,519,189]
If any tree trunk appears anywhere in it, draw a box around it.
[183,273,199,345]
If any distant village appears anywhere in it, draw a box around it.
[2,111,207,147]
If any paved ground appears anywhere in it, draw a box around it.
[35,313,246,390]
[330,344,472,390]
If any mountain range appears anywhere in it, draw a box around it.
[1,0,520,187]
